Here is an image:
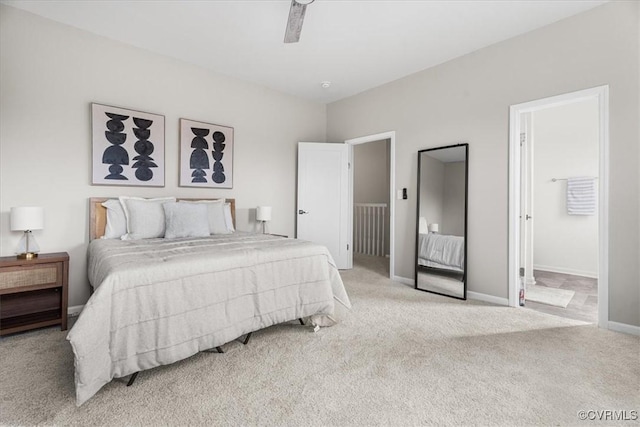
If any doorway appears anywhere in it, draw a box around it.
[522,99,600,322]
[346,131,396,280]
[509,86,609,328]
[352,139,391,275]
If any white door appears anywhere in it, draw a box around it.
[297,142,352,269]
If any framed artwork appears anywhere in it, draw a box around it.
[91,103,165,186]
[179,118,234,189]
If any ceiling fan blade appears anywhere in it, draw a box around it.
[284,0,308,43]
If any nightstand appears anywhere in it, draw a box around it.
[0,252,69,336]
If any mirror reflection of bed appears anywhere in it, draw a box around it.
[417,231,465,298]
[415,144,468,300]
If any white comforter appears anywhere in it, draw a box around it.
[67,233,351,406]
[418,233,465,272]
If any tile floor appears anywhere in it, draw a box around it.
[524,270,598,323]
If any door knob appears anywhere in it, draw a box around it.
[526,215,532,220]
[298,210,308,215]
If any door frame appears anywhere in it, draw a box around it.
[520,113,535,287]
[345,131,396,279]
[508,86,609,328]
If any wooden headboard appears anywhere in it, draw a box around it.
[89,197,236,240]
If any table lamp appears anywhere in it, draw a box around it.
[428,223,439,234]
[10,206,44,259]
[256,206,272,234]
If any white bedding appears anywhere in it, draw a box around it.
[418,233,465,272]
[67,232,351,406]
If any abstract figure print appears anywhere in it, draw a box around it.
[92,103,165,187]
[180,118,234,189]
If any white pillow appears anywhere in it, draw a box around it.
[224,203,235,232]
[119,196,176,240]
[101,199,127,239]
[180,199,231,235]
[163,202,210,239]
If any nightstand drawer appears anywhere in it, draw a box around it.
[1,288,61,318]
[0,264,60,291]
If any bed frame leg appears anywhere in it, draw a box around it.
[127,372,139,387]
[240,332,252,345]
[203,346,224,353]
[298,318,305,325]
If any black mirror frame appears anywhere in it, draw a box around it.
[415,143,468,300]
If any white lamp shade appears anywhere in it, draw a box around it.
[10,207,44,231]
[256,206,272,222]
[428,223,439,233]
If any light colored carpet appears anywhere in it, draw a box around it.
[526,284,575,308]
[1,254,638,426]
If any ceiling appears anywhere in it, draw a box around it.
[3,0,607,104]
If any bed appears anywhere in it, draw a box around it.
[417,232,465,274]
[67,198,351,406]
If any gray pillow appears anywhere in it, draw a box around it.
[163,202,210,239]
[119,196,176,240]
[179,200,231,234]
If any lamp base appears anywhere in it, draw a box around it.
[16,230,40,259]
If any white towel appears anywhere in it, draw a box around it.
[567,176,597,215]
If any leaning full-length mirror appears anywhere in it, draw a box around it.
[415,143,468,299]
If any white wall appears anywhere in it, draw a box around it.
[0,6,326,307]
[354,140,389,204]
[419,158,465,237]
[442,162,465,237]
[532,99,599,277]
[327,1,639,327]
[419,155,444,229]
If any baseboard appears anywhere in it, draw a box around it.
[393,275,414,286]
[533,264,597,279]
[68,304,85,317]
[467,291,509,306]
[608,321,640,336]
[394,276,508,305]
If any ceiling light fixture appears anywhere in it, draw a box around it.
[321,81,331,89]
